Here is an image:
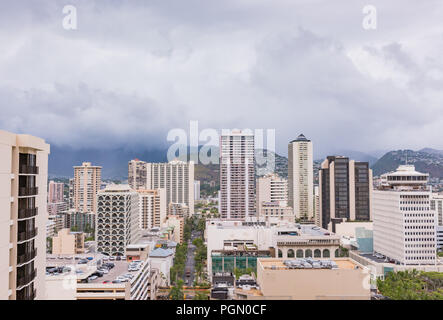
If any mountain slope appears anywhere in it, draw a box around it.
[371,149,443,177]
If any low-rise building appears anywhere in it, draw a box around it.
[52,229,85,255]
[253,258,370,300]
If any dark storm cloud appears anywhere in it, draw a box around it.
[0,0,443,156]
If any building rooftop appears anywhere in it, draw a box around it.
[259,258,359,270]
[290,133,311,143]
[149,248,174,258]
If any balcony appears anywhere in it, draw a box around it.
[16,269,36,288]
[17,228,38,242]
[18,208,38,219]
[19,165,39,175]
[17,249,37,265]
[19,187,38,197]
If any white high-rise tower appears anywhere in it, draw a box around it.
[220,130,255,219]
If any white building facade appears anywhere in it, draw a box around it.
[373,165,437,265]
[96,185,141,256]
[219,130,255,219]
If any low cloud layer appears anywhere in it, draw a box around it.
[1,0,443,157]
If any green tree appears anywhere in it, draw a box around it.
[169,279,185,300]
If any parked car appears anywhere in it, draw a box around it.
[88,275,98,281]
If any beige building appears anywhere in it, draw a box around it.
[0,130,50,300]
[288,134,314,222]
[166,215,184,244]
[137,189,166,230]
[259,202,294,223]
[73,162,102,213]
[254,258,370,300]
[52,228,85,255]
[256,173,288,213]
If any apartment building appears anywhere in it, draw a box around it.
[256,174,288,210]
[64,210,95,232]
[0,130,50,300]
[48,181,64,203]
[219,130,255,219]
[128,159,194,215]
[319,156,373,229]
[96,185,140,256]
[288,134,314,222]
[373,165,437,265]
[73,162,102,213]
[128,159,148,190]
[137,189,167,230]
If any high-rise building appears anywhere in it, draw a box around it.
[194,180,200,200]
[219,130,255,219]
[137,189,166,230]
[128,159,194,215]
[73,162,102,213]
[288,134,314,222]
[128,159,148,190]
[48,181,64,203]
[431,193,443,227]
[96,185,140,256]
[373,165,437,265]
[319,156,372,229]
[68,178,74,209]
[0,130,50,300]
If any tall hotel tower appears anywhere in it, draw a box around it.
[288,134,314,222]
[73,162,102,213]
[219,130,255,219]
[0,130,50,300]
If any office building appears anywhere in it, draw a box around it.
[373,165,437,265]
[0,130,50,300]
[288,134,314,222]
[137,189,167,230]
[219,130,255,219]
[96,185,140,256]
[319,156,372,229]
[73,162,102,213]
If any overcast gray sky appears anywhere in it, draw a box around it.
[1,0,442,157]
